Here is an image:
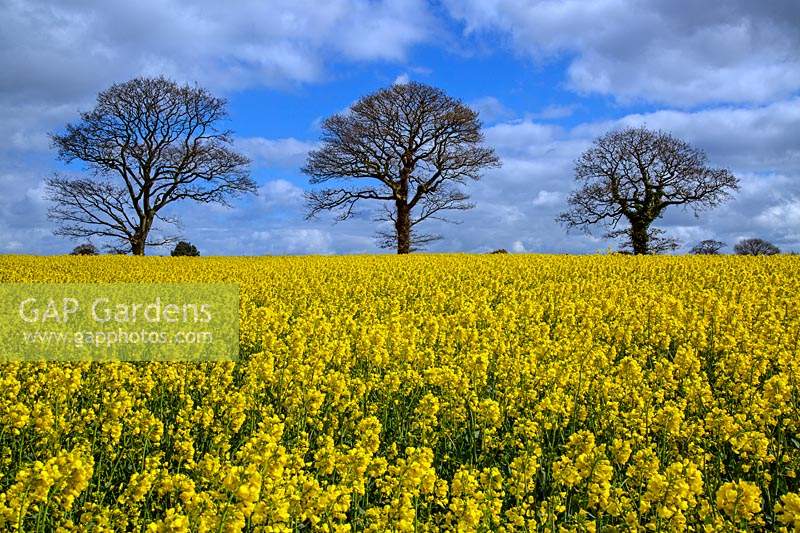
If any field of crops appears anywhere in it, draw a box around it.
[1,255,799,532]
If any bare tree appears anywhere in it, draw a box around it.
[47,77,255,255]
[557,127,738,255]
[734,238,780,256]
[690,239,725,255]
[303,82,500,254]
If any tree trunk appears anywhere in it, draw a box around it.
[130,217,152,256]
[630,222,649,255]
[130,237,145,256]
[395,201,411,254]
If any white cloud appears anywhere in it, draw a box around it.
[484,121,565,155]
[0,0,434,104]
[250,228,334,254]
[510,240,525,252]
[469,96,514,123]
[0,102,79,155]
[393,73,411,85]
[258,179,305,209]
[445,0,800,106]
[755,198,800,240]
[237,137,315,169]
[531,190,562,206]
[0,0,435,163]
[575,98,800,175]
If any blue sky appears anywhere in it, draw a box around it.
[1,0,798,255]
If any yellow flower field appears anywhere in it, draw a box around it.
[1,255,799,532]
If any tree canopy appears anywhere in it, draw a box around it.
[558,127,738,254]
[304,82,500,254]
[47,77,255,255]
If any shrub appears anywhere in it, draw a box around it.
[690,239,725,255]
[171,241,200,257]
[70,243,98,256]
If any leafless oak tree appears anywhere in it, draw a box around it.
[734,238,780,256]
[303,82,500,254]
[47,77,255,255]
[690,239,725,255]
[558,127,738,255]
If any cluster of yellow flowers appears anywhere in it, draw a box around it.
[1,254,799,531]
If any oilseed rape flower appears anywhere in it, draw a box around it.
[1,254,799,530]
[716,480,763,525]
[775,492,800,531]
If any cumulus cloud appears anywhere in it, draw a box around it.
[258,179,305,209]
[469,96,514,123]
[444,0,800,106]
[531,190,562,206]
[0,0,434,104]
[0,102,79,155]
[0,0,435,160]
[0,169,62,253]
[573,98,800,174]
[210,225,377,255]
[754,198,800,241]
[237,137,316,169]
[250,228,334,254]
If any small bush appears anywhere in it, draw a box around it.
[490,249,508,254]
[690,239,725,255]
[171,241,200,257]
[71,243,99,256]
